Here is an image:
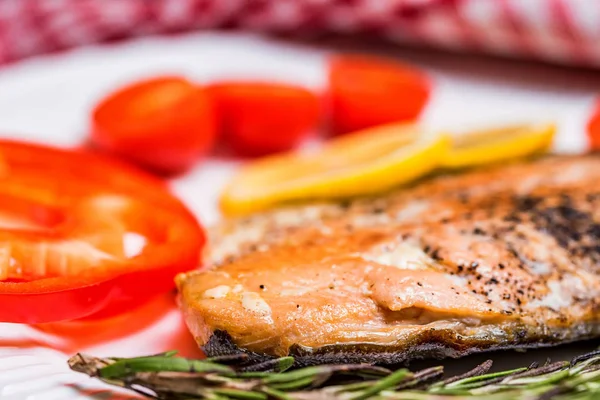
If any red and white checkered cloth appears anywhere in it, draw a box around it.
[1,0,600,67]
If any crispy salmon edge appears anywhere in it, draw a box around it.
[202,325,600,367]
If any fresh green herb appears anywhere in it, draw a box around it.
[68,348,600,399]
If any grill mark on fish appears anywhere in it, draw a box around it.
[511,193,600,271]
[181,155,600,365]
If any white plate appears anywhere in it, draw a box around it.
[0,31,598,399]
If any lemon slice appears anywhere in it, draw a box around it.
[221,123,450,216]
[443,123,555,169]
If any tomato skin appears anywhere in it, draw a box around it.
[0,140,204,323]
[587,99,600,150]
[207,82,321,156]
[91,76,216,174]
[328,55,431,135]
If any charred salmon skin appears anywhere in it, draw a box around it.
[178,155,600,365]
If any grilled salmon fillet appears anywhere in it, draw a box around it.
[178,155,600,365]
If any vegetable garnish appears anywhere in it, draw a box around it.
[587,99,600,151]
[69,348,600,399]
[328,55,431,135]
[220,123,450,216]
[0,140,204,323]
[442,123,556,169]
[220,122,556,217]
[91,76,216,174]
[207,82,321,157]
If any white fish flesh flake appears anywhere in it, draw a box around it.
[241,292,272,316]
[528,280,573,311]
[395,200,430,221]
[232,284,244,293]
[203,285,231,299]
[363,242,433,270]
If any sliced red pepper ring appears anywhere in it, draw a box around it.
[0,140,204,323]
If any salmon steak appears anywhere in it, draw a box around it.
[177,155,600,365]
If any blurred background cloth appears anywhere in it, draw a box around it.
[0,0,599,68]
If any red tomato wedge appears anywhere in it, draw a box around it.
[207,82,320,156]
[0,140,204,323]
[328,55,431,135]
[91,76,215,174]
[587,99,600,150]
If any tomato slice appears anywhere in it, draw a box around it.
[91,76,216,174]
[328,55,431,135]
[207,82,321,156]
[587,99,600,151]
[0,140,204,323]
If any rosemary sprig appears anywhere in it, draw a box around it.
[68,348,600,399]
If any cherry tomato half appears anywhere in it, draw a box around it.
[91,76,216,174]
[587,99,600,151]
[328,55,431,135]
[207,82,321,156]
